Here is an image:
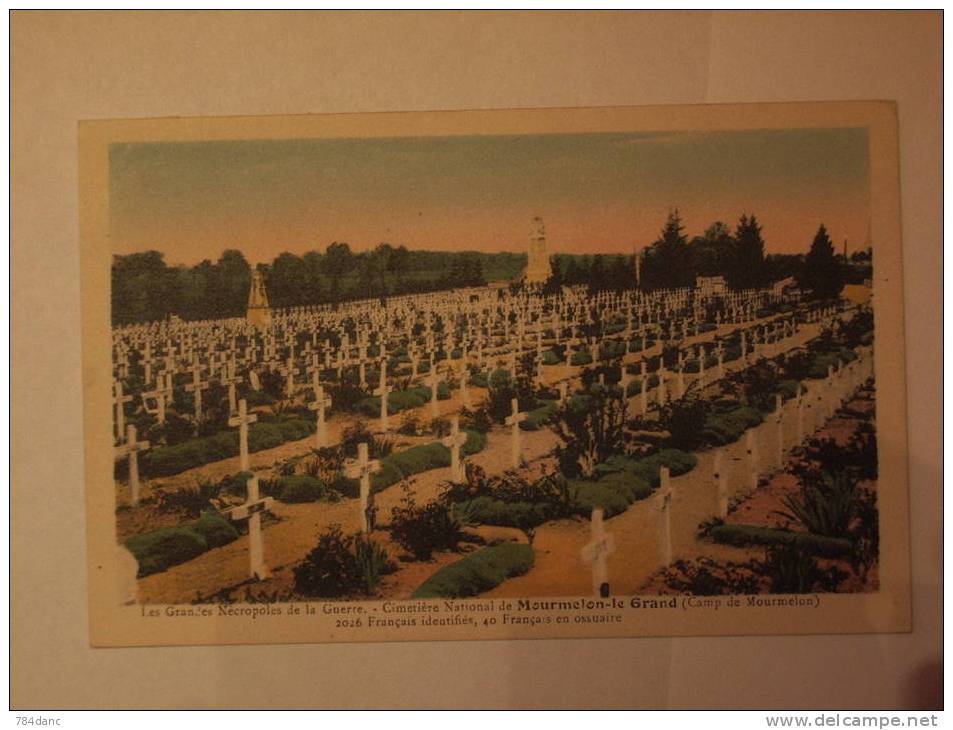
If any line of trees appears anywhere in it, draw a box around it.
[112,212,868,325]
[111,243,520,325]
[549,210,861,299]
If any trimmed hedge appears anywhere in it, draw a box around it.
[709,524,853,558]
[142,418,315,478]
[702,406,764,446]
[599,340,627,359]
[455,496,554,529]
[520,401,557,431]
[126,511,239,577]
[469,368,512,388]
[357,384,452,418]
[624,374,660,397]
[411,543,534,599]
[571,451,688,517]
[626,449,698,487]
[337,430,489,496]
[271,475,328,503]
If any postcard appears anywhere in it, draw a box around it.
[80,101,910,646]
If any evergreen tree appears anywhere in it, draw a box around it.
[725,214,766,290]
[641,210,695,291]
[799,224,845,300]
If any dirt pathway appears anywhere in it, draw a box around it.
[136,422,559,604]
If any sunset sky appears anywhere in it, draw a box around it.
[109,127,870,266]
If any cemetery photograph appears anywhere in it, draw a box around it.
[88,105,904,643]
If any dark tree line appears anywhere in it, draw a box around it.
[112,243,501,325]
[575,210,856,300]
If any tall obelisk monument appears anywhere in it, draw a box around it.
[524,216,551,285]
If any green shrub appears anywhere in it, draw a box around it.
[190,511,240,548]
[568,469,653,517]
[542,350,562,365]
[570,481,632,518]
[761,544,848,594]
[709,524,852,558]
[570,351,593,366]
[293,525,363,597]
[462,429,488,456]
[274,475,328,503]
[247,422,285,452]
[597,470,654,501]
[521,401,557,431]
[702,406,763,446]
[600,340,627,359]
[455,496,554,529]
[411,543,534,598]
[276,418,314,442]
[220,471,253,497]
[390,496,465,560]
[142,417,315,479]
[627,449,697,487]
[126,526,209,577]
[775,380,804,401]
[355,535,395,595]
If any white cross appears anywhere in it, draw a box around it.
[581,507,615,597]
[375,359,392,432]
[442,415,468,482]
[228,399,258,472]
[113,380,132,443]
[185,364,209,423]
[114,424,150,507]
[282,356,299,398]
[141,378,168,425]
[428,366,440,417]
[225,475,274,580]
[504,397,528,469]
[344,442,382,533]
[308,372,332,448]
[221,359,243,415]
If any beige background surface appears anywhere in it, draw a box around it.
[11,10,941,709]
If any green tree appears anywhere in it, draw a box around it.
[725,214,766,290]
[322,242,357,306]
[799,224,845,300]
[690,221,732,277]
[267,252,309,309]
[641,210,695,290]
[212,249,252,318]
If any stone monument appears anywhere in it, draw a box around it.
[523,216,551,284]
[246,266,272,329]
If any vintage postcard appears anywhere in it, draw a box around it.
[80,102,910,647]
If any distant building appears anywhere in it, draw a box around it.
[523,216,551,284]
[772,276,797,297]
[246,267,272,329]
[695,275,727,298]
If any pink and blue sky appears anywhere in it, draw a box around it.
[109,127,870,265]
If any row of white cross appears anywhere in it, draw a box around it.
[580,346,873,596]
